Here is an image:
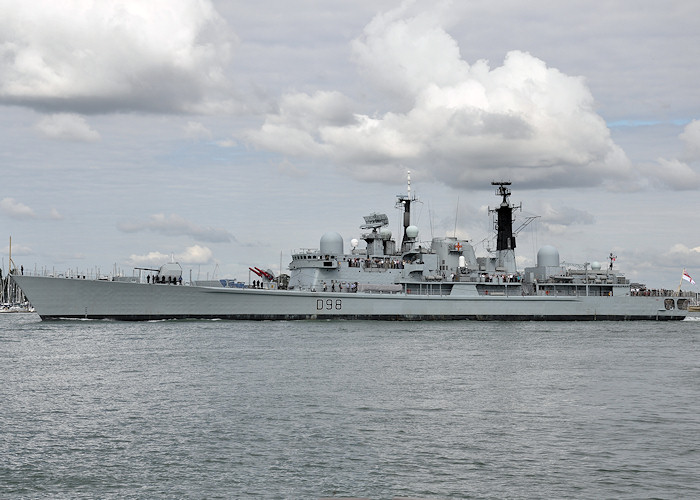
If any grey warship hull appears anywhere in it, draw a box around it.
[10,275,688,321]
[10,181,691,321]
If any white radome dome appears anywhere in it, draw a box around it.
[320,232,344,255]
[537,245,560,268]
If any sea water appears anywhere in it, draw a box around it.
[1,313,699,499]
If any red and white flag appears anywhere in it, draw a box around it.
[682,271,696,285]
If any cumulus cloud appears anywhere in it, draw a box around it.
[35,113,100,141]
[117,213,234,242]
[0,0,234,114]
[647,158,700,190]
[680,119,700,161]
[247,90,356,158]
[665,243,700,267]
[538,202,595,226]
[351,2,466,102]
[246,5,633,190]
[0,198,35,219]
[126,251,170,267]
[184,121,212,140]
[49,208,64,220]
[536,203,595,235]
[637,120,700,190]
[127,244,214,267]
[177,244,214,264]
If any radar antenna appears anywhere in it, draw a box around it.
[360,213,389,231]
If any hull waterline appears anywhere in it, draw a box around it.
[11,275,687,321]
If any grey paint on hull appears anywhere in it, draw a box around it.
[13,275,686,322]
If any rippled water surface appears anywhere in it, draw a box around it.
[2,314,699,499]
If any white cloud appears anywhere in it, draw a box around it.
[351,2,466,101]
[0,0,234,114]
[665,243,700,267]
[680,120,700,160]
[126,251,170,267]
[177,244,214,264]
[246,90,355,157]
[127,245,214,267]
[184,121,212,140]
[117,213,234,242]
[49,208,64,220]
[35,113,100,141]
[648,158,700,190]
[0,198,35,219]
[1,198,66,221]
[246,7,633,190]
[637,121,700,190]
[538,202,595,227]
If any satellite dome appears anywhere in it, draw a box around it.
[537,245,560,268]
[405,225,419,239]
[591,261,602,270]
[350,238,359,248]
[320,232,344,255]
[380,228,392,239]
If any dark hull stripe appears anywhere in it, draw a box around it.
[40,314,686,321]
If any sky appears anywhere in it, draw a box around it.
[1,0,699,289]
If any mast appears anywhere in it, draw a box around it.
[488,181,521,273]
[490,182,517,251]
[396,171,416,252]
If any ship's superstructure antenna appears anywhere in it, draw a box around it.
[488,181,521,273]
[396,170,417,252]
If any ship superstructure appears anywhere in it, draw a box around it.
[287,179,644,302]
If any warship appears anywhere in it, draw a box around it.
[11,180,689,321]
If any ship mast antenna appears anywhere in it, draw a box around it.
[488,181,521,252]
[487,181,521,274]
[396,170,417,252]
